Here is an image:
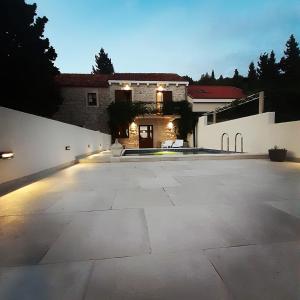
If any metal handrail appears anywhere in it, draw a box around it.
[234,133,243,153]
[204,92,260,116]
[221,133,229,152]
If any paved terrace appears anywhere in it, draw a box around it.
[0,159,300,299]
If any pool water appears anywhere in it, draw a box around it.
[122,148,232,156]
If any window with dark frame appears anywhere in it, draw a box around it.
[115,90,132,102]
[162,91,173,104]
[87,93,98,106]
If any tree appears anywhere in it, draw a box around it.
[0,0,61,117]
[257,51,279,83]
[257,53,269,81]
[182,75,194,84]
[92,48,114,74]
[233,68,239,79]
[280,34,300,81]
[211,70,215,80]
[248,62,257,81]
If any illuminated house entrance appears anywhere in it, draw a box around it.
[139,125,153,148]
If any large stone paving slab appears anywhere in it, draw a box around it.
[113,188,172,209]
[138,176,180,189]
[144,206,247,253]
[145,203,300,254]
[0,214,72,266]
[41,209,151,263]
[0,261,92,300]
[205,203,300,244]
[205,242,300,300]
[266,199,300,218]
[46,190,114,213]
[85,251,232,300]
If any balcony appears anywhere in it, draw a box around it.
[137,101,181,116]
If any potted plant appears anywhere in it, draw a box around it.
[268,146,287,162]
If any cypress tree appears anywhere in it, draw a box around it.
[211,70,215,80]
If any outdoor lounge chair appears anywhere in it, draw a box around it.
[161,140,174,148]
[172,139,184,148]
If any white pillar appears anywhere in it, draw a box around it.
[259,91,264,114]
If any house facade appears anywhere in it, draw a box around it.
[54,73,244,148]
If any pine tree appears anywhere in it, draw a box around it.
[257,51,279,83]
[92,48,114,74]
[257,53,269,81]
[0,0,61,117]
[248,62,257,81]
[280,34,300,80]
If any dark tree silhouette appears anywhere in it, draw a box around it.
[257,51,280,84]
[92,48,114,74]
[248,62,257,81]
[211,70,215,80]
[280,34,300,81]
[182,75,194,84]
[0,0,61,117]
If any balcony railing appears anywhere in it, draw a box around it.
[137,101,181,115]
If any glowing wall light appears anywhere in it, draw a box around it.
[123,84,131,90]
[130,121,137,130]
[167,121,174,130]
[0,152,14,159]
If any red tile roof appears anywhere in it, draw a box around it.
[109,73,187,82]
[55,74,109,87]
[188,85,245,100]
[56,73,187,87]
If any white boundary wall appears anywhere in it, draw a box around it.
[0,106,111,185]
[197,112,300,159]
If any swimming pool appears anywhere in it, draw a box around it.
[122,148,233,156]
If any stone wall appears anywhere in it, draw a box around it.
[119,116,177,148]
[109,83,187,103]
[54,83,187,139]
[53,87,111,133]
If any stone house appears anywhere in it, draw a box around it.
[54,73,244,148]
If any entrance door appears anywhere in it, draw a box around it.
[139,125,153,148]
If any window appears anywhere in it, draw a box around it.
[115,90,132,102]
[87,93,98,106]
[162,91,173,104]
[156,91,173,112]
[114,123,129,138]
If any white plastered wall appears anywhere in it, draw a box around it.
[197,112,300,159]
[0,107,111,185]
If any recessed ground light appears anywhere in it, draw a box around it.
[0,152,14,159]
[65,146,71,150]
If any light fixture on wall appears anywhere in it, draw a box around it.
[88,145,90,148]
[123,83,131,90]
[65,146,71,151]
[0,151,14,159]
[130,121,137,130]
[167,121,174,130]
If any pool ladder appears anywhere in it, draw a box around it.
[221,133,244,153]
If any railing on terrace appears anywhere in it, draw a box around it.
[204,91,264,125]
[137,101,182,116]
